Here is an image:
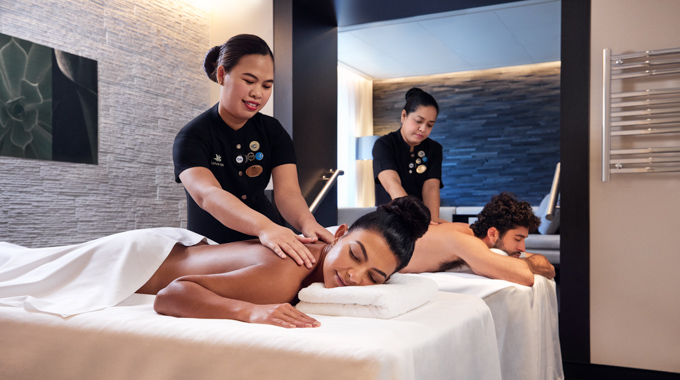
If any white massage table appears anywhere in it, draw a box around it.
[0,291,502,380]
[419,272,564,380]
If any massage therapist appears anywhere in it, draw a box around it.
[173,34,333,267]
[372,87,447,224]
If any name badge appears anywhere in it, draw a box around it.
[246,165,263,177]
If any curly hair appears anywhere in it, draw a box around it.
[470,192,540,239]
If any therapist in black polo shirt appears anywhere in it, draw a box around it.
[173,34,333,268]
[372,87,447,224]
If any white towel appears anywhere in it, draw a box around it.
[296,273,438,319]
[0,228,210,317]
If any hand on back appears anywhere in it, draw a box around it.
[258,223,317,268]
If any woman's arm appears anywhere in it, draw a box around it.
[377,170,408,199]
[422,178,446,223]
[154,265,320,328]
[179,167,317,267]
[272,164,334,244]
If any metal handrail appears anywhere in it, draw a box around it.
[309,169,344,214]
[546,162,560,221]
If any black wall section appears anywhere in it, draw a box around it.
[274,0,338,227]
[559,0,591,365]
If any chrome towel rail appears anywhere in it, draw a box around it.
[309,169,344,214]
[602,47,680,181]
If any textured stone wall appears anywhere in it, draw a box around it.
[0,0,209,245]
[373,62,560,206]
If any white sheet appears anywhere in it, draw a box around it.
[483,275,563,380]
[0,228,210,317]
[0,291,502,380]
[296,273,438,319]
[418,272,564,380]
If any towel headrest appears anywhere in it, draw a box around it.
[295,273,438,319]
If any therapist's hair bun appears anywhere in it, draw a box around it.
[350,196,430,271]
[405,87,424,101]
[203,46,221,82]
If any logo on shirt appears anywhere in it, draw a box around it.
[211,154,224,167]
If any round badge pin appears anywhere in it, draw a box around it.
[418,150,425,157]
[416,164,427,174]
[246,165,263,177]
[423,157,428,162]
[236,144,241,149]
[246,152,255,162]
[249,141,260,151]
[416,158,421,164]
[409,163,414,168]
[235,155,244,164]
[255,152,264,160]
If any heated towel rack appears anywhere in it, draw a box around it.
[602,47,680,181]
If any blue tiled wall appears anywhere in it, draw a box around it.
[373,63,560,206]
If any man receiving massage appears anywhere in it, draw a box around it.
[401,192,555,286]
[0,197,430,329]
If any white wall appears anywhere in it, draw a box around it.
[590,0,680,373]
[0,0,210,245]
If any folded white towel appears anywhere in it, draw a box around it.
[295,273,438,319]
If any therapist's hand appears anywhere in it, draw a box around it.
[301,222,335,245]
[429,217,450,225]
[258,224,317,268]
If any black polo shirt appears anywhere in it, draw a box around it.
[173,103,296,243]
[372,129,443,206]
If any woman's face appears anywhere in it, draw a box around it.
[400,105,438,147]
[217,54,274,129]
[322,229,399,289]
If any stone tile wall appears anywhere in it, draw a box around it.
[0,0,209,245]
[373,62,560,206]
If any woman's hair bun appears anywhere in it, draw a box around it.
[203,45,221,82]
[349,195,430,271]
[378,195,430,240]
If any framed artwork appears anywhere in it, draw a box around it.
[0,33,98,164]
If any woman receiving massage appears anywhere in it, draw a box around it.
[0,196,430,329]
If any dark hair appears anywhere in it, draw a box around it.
[470,192,541,239]
[403,87,439,116]
[349,195,430,272]
[203,34,274,83]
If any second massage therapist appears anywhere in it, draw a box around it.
[173,34,333,268]
[372,88,447,223]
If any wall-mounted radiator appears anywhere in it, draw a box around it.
[602,47,680,181]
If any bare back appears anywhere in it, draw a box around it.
[401,222,473,273]
[137,239,326,296]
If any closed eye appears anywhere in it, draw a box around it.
[349,247,359,261]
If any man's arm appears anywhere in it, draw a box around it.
[405,224,535,285]
[521,253,556,279]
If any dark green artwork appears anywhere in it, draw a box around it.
[0,33,98,164]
